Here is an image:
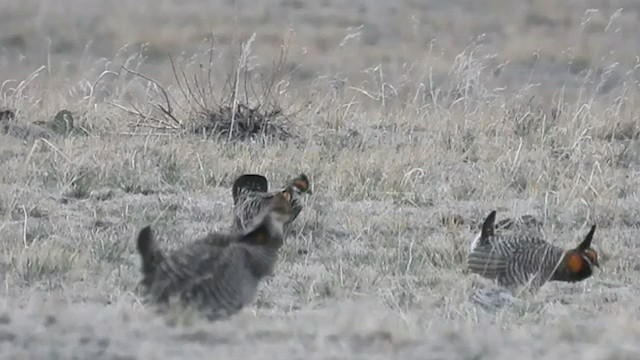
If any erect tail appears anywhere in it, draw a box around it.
[481,210,497,239]
[469,210,497,252]
[577,224,597,250]
[136,226,163,279]
[232,174,269,205]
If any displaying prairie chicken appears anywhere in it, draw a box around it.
[135,190,293,320]
[467,210,599,292]
[231,173,311,233]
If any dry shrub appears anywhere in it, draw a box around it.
[192,102,293,141]
[115,34,298,143]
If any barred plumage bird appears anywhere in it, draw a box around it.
[231,173,311,233]
[467,210,599,292]
[135,190,293,320]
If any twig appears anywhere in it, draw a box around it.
[229,50,242,141]
[38,138,72,163]
[170,55,195,112]
[121,65,181,126]
[114,132,174,137]
[196,152,207,187]
[22,205,29,248]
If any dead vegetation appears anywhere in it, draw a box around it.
[113,35,299,143]
[1,0,640,358]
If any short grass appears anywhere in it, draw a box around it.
[1,0,640,358]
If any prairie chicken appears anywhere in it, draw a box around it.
[135,190,293,320]
[231,173,311,233]
[467,210,599,292]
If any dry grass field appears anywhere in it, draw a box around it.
[2,0,640,358]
